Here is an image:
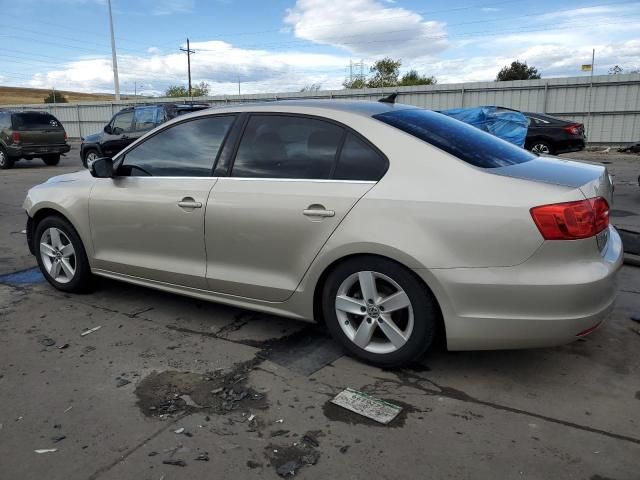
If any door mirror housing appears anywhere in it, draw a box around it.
[103,124,112,134]
[89,157,114,178]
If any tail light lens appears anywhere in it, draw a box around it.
[530,197,609,240]
[11,132,20,144]
[563,124,582,136]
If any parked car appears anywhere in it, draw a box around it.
[80,103,210,167]
[0,110,70,169]
[23,100,621,367]
[523,112,586,155]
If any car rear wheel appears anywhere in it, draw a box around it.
[322,256,438,367]
[35,216,95,293]
[530,141,554,155]
[42,154,60,166]
[0,147,14,169]
[83,149,99,168]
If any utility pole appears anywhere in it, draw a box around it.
[180,38,195,97]
[107,0,120,102]
[52,87,56,104]
[586,48,595,144]
[237,74,241,96]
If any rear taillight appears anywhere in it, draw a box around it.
[530,197,609,240]
[563,124,582,136]
[11,132,20,144]
[64,131,68,141]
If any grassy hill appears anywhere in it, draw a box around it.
[0,86,134,105]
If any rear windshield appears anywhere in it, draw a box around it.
[373,109,535,168]
[12,113,63,130]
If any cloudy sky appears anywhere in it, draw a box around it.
[1,0,639,96]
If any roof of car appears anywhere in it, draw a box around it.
[207,99,418,117]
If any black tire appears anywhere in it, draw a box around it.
[529,140,554,155]
[42,154,61,166]
[82,149,98,168]
[0,147,14,169]
[322,256,438,367]
[34,215,95,293]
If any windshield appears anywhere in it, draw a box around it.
[373,109,535,168]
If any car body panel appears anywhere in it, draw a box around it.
[89,176,218,289]
[205,178,373,301]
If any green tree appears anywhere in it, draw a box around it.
[496,60,541,81]
[366,57,402,88]
[608,65,623,74]
[342,77,366,89]
[300,83,322,92]
[399,70,437,86]
[164,81,210,97]
[43,91,68,103]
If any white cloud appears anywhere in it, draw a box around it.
[284,0,448,58]
[26,41,350,95]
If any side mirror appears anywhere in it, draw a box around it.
[103,124,112,134]
[89,157,114,178]
[112,127,124,135]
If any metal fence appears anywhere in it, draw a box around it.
[3,73,639,144]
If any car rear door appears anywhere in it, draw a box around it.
[204,113,386,302]
[89,114,236,288]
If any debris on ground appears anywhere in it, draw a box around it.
[194,453,209,461]
[51,435,66,443]
[330,388,402,425]
[174,427,185,434]
[270,429,290,437]
[617,142,640,153]
[57,343,69,350]
[148,451,158,457]
[339,445,350,454]
[269,442,321,478]
[162,459,186,467]
[34,449,57,454]
[115,377,131,388]
[302,433,319,448]
[80,326,101,337]
[63,406,73,413]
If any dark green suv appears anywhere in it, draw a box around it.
[0,111,70,169]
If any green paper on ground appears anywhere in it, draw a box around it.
[331,388,402,424]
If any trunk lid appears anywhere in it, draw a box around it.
[490,155,612,204]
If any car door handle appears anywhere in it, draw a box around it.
[178,198,202,209]
[303,206,335,218]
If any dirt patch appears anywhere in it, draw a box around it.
[135,358,267,417]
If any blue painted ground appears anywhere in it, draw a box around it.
[0,267,45,285]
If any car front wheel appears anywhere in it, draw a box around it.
[35,216,95,293]
[83,150,99,168]
[322,256,438,367]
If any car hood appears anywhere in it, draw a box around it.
[83,131,103,143]
[490,155,612,203]
[45,169,92,184]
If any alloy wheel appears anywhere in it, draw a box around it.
[0,150,6,167]
[86,152,99,163]
[531,143,550,154]
[335,271,414,354]
[40,227,76,284]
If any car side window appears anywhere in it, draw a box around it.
[0,113,10,129]
[119,115,235,177]
[231,115,344,179]
[111,111,134,133]
[133,106,160,132]
[333,133,387,181]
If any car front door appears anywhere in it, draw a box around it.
[101,110,134,157]
[204,113,387,302]
[89,114,236,288]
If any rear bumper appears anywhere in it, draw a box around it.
[416,225,623,350]
[555,138,585,154]
[7,144,70,158]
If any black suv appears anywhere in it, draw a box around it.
[524,112,586,155]
[80,103,210,166]
[0,111,70,169]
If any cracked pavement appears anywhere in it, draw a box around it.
[0,146,639,479]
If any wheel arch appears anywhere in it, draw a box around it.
[28,207,85,255]
[311,252,447,348]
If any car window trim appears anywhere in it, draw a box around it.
[225,112,389,181]
[114,113,238,177]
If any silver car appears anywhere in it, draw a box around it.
[23,100,623,367]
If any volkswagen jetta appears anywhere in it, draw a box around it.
[23,100,623,366]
